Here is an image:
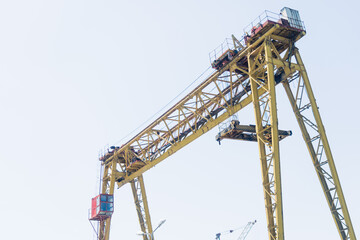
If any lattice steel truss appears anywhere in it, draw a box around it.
[248,37,284,240]
[95,19,356,240]
[131,175,153,240]
[282,48,356,239]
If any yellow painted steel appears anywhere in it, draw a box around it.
[248,50,276,239]
[281,49,356,240]
[97,158,117,240]
[265,39,284,240]
[131,175,153,240]
[248,37,284,240]
[95,18,356,240]
[131,180,147,240]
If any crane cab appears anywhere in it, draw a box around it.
[89,194,114,221]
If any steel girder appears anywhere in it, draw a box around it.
[131,175,153,240]
[98,159,117,240]
[281,49,356,240]
[248,37,284,240]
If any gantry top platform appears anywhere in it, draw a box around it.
[243,9,305,45]
[209,9,306,74]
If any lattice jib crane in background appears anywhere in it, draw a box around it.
[90,7,357,240]
[215,220,256,240]
[237,220,256,240]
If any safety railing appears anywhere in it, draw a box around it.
[208,37,246,65]
[243,10,306,35]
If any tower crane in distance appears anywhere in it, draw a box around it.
[89,7,357,240]
[215,220,256,240]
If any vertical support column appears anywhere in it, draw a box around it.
[131,174,153,240]
[99,164,109,240]
[138,175,153,234]
[98,159,117,240]
[282,48,356,240]
[248,37,284,240]
[264,38,284,240]
[131,179,147,240]
[249,55,276,240]
[105,159,117,240]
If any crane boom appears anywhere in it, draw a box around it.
[237,221,256,240]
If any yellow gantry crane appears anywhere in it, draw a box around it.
[89,7,357,240]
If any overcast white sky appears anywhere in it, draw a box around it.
[0,0,359,240]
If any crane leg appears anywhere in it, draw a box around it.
[131,174,153,240]
[282,48,356,240]
[248,37,284,240]
[98,159,117,240]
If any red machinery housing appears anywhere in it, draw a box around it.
[211,8,305,72]
[211,49,238,70]
[89,194,114,221]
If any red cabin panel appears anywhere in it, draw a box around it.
[89,194,114,221]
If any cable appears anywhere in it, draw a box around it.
[215,224,247,238]
[112,65,214,146]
